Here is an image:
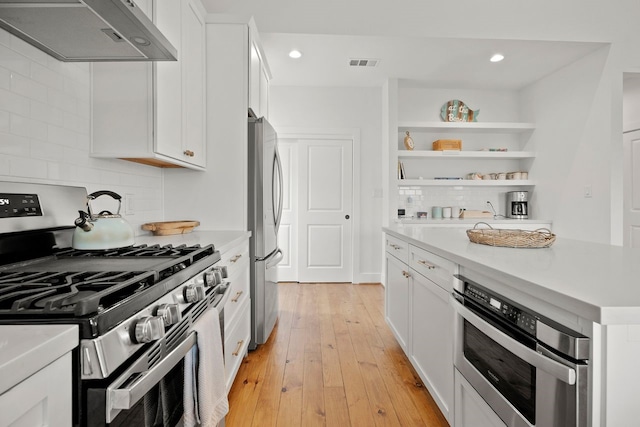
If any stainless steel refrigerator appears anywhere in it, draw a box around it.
[248,117,283,349]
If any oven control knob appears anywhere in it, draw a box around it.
[156,303,181,326]
[204,269,221,287]
[183,283,206,303]
[215,266,228,279]
[134,316,165,343]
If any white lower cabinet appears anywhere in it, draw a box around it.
[385,253,410,351]
[220,238,251,392]
[0,352,72,427]
[224,297,251,392]
[454,369,506,427]
[410,270,453,423]
[384,232,455,425]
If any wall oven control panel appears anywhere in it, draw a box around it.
[463,281,537,336]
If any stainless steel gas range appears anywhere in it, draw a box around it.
[0,182,229,426]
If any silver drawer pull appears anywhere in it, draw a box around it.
[417,260,436,269]
[232,340,244,356]
[230,254,242,263]
[402,270,411,278]
[231,291,243,303]
[390,244,402,250]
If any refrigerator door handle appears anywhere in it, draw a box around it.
[273,148,284,234]
[266,248,284,269]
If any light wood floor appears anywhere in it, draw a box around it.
[226,282,449,427]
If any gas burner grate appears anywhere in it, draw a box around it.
[0,270,156,315]
[55,243,207,259]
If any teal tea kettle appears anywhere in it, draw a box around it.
[73,191,134,250]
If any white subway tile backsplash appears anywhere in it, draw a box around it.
[0,87,29,116]
[0,66,9,90]
[0,132,30,156]
[0,111,9,132]
[0,30,164,232]
[30,61,64,90]
[0,45,30,77]
[9,155,47,179]
[11,72,47,103]
[10,113,34,138]
[31,99,65,125]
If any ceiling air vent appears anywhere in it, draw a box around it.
[349,58,379,67]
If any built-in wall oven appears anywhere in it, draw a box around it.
[452,275,590,427]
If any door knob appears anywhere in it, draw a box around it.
[345,215,350,219]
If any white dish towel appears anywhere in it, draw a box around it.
[184,307,229,427]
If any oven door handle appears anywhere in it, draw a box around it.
[106,331,197,420]
[452,296,577,385]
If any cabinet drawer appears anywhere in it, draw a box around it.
[385,234,409,264]
[220,240,249,281]
[224,258,250,332]
[224,297,251,392]
[409,244,457,291]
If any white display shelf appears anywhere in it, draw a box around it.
[398,150,535,160]
[397,179,534,187]
[398,121,536,134]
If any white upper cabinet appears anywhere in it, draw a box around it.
[248,29,270,119]
[91,0,206,170]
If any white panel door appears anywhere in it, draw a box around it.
[623,130,640,247]
[276,141,298,281]
[298,139,353,282]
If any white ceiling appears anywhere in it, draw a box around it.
[200,1,606,90]
[260,34,604,89]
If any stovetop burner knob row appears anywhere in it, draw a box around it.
[134,316,165,344]
[183,283,206,303]
[156,303,181,326]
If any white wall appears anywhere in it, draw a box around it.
[268,86,383,283]
[521,46,616,243]
[623,74,640,132]
[0,31,164,234]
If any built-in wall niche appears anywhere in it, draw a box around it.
[393,85,536,218]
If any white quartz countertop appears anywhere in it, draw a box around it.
[0,325,78,394]
[384,224,640,325]
[135,230,251,254]
[396,218,552,228]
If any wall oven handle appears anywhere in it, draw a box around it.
[451,296,577,385]
[106,332,197,419]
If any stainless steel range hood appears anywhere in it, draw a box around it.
[0,0,177,62]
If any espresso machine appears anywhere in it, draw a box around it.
[506,191,529,219]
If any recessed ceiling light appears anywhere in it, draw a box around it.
[289,50,302,59]
[490,53,505,63]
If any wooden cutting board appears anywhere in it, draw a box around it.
[141,220,200,236]
[460,210,493,219]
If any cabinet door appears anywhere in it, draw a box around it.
[248,38,261,118]
[454,369,506,427]
[181,0,206,167]
[259,65,269,119]
[410,271,453,423]
[154,0,183,161]
[0,353,72,426]
[385,254,410,351]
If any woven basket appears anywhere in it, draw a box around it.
[466,222,556,248]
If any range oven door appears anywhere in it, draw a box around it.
[83,283,230,426]
[452,294,587,427]
[94,333,196,426]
